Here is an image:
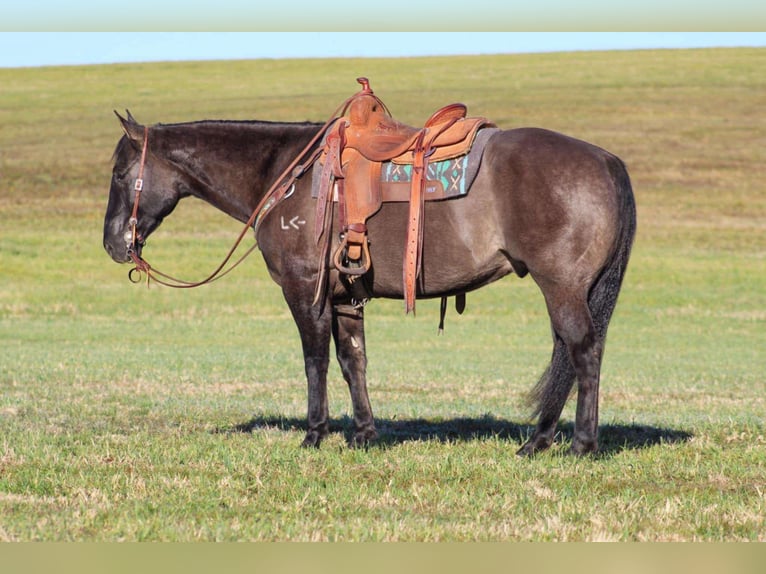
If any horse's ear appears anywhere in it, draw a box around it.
[114,109,144,143]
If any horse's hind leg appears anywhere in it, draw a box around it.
[519,286,603,456]
[559,300,603,456]
[332,304,377,447]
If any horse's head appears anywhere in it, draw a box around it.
[103,112,187,264]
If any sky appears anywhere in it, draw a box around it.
[1,32,766,69]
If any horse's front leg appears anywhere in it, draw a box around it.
[332,304,377,447]
[284,288,333,448]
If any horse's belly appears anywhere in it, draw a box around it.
[364,202,514,299]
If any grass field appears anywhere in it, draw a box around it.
[1,48,764,541]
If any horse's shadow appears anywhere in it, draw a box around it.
[219,414,692,456]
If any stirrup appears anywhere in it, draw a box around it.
[333,235,371,276]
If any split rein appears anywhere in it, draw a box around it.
[125,86,376,288]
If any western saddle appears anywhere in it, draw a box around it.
[314,78,494,314]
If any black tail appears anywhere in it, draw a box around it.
[588,155,636,340]
[527,155,636,418]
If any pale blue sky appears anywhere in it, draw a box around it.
[2,32,766,69]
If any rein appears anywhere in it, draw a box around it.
[126,82,373,288]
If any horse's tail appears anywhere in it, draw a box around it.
[588,155,636,340]
[527,154,636,419]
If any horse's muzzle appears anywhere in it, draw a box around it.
[103,236,137,264]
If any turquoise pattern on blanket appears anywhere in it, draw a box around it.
[381,154,469,196]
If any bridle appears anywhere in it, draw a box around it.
[125,126,149,273]
[123,79,378,289]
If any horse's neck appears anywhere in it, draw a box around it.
[168,122,320,223]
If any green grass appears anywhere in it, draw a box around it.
[1,48,765,541]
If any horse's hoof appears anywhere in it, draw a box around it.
[350,427,378,449]
[516,436,552,457]
[516,445,531,457]
[516,443,538,457]
[300,430,324,449]
[567,441,598,457]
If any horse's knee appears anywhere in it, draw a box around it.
[336,342,366,372]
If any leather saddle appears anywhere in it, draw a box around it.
[314,78,494,314]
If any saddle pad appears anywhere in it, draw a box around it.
[310,127,498,202]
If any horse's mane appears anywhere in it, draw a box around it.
[110,118,323,164]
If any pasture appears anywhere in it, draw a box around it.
[0,48,764,541]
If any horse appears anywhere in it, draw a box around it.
[103,98,636,456]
